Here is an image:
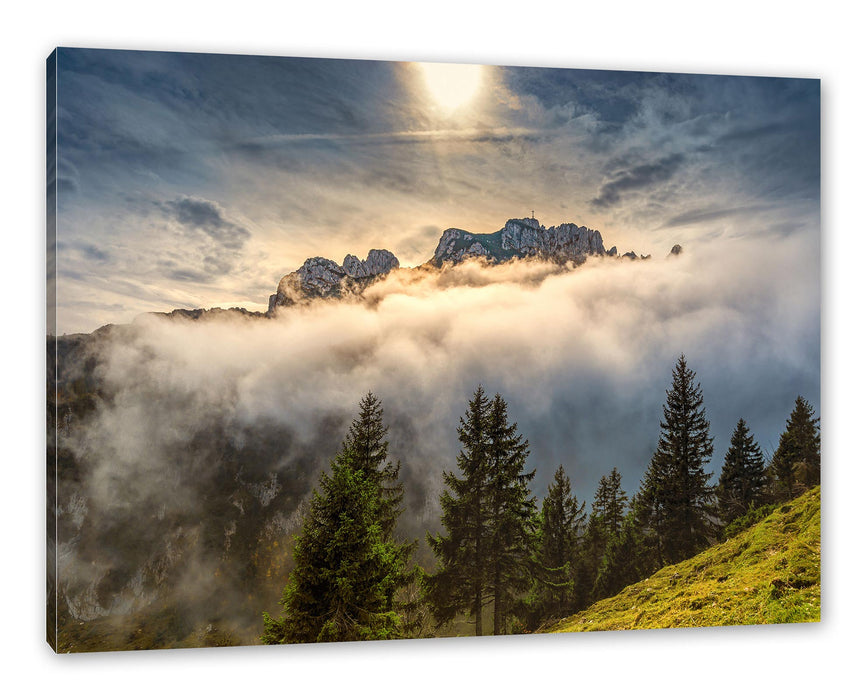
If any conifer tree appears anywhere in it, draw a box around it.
[486,393,535,634]
[634,355,715,565]
[529,466,585,624]
[426,388,536,635]
[573,512,606,609]
[262,393,411,644]
[344,392,405,537]
[592,512,647,599]
[633,451,669,570]
[717,418,767,526]
[592,467,628,539]
[770,396,820,500]
[573,468,631,605]
[426,387,492,635]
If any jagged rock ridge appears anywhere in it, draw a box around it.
[264,217,642,313]
[432,217,612,265]
[268,248,399,312]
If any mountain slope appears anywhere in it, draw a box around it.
[550,488,820,633]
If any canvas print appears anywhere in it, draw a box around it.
[46,48,820,652]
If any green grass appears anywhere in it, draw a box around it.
[550,487,821,633]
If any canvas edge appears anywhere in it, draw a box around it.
[46,47,58,653]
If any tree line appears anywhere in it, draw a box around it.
[262,355,820,643]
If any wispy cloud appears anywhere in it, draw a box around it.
[246,126,541,146]
[591,154,685,209]
[164,196,251,252]
[662,203,777,228]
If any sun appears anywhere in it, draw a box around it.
[418,62,485,112]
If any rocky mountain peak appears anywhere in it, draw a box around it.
[507,216,541,230]
[342,249,399,278]
[432,217,613,265]
[268,248,400,313]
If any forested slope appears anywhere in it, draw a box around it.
[550,487,820,632]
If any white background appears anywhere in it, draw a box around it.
[2,1,862,697]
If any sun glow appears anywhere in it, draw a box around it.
[418,62,485,112]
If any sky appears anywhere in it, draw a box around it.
[52,49,820,335]
[51,47,820,513]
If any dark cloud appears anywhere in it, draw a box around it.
[662,204,775,228]
[57,178,78,195]
[591,154,685,209]
[165,196,251,251]
[159,260,213,283]
[716,122,786,145]
[79,243,109,262]
[84,197,255,289]
[503,67,649,127]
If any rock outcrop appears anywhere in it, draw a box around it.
[268,248,399,312]
[432,217,613,266]
[265,217,647,314]
[342,249,399,278]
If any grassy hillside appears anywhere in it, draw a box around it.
[550,488,820,633]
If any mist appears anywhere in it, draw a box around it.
[55,233,818,642]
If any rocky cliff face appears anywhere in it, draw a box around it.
[432,217,613,265]
[268,248,399,312]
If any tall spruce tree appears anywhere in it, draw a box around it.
[344,392,405,537]
[426,387,492,635]
[770,396,820,501]
[634,355,715,565]
[529,466,585,625]
[717,418,767,526]
[426,388,536,635]
[261,393,411,644]
[486,393,536,634]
